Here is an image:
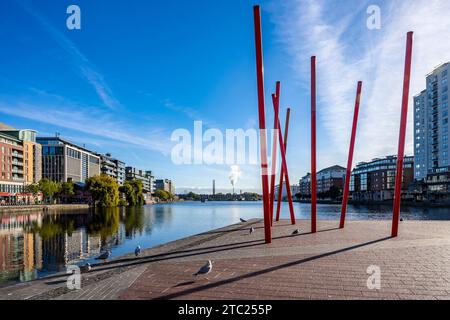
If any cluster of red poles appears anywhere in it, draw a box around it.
[253,5,414,244]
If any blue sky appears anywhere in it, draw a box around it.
[1,0,450,193]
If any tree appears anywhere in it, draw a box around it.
[38,178,61,204]
[119,180,145,206]
[24,183,40,196]
[85,174,120,207]
[60,181,75,196]
[155,189,170,200]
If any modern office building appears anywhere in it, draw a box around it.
[99,153,126,185]
[125,167,154,193]
[350,155,414,201]
[414,62,450,181]
[36,137,100,183]
[155,179,175,194]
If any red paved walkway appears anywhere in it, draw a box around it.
[1,219,449,300]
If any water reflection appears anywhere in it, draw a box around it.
[1,202,450,286]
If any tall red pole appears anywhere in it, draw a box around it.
[274,104,296,225]
[276,108,291,221]
[340,81,363,229]
[269,82,281,225]
[253,5,271,243]
[392,31,414,238]
[311,56,317,233]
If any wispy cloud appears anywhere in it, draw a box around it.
[0,95,172,155]
[16,0,121,110]
[271,0,450,167]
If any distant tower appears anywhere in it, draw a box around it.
[213,180,216,195]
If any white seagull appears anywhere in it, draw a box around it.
[96,250,111,260]
[249,227,255,235]
[194,260,213,277]
[135,245,141,257]
[292,229,300,235]
[80,263,91,273]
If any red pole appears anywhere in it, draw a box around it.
[274,105,296,225]
[276,108,291,221]
[340,81,363,229]
[270,82,281,224]
[253,5,271,243]
[311,56,317,233]
[392,31,414,238]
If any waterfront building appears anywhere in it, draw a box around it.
[155,179,175,194]
[350,155,414,202]
[299,173,311,196]
[36,137,100,183]
[414,62,450,181]
[0,132,25,200]
[0,128,42,185]
[316,165,346,194]
[99,153,126,185]
[274,182,300,199]
[125,167,154,193]
[298,165,345,198]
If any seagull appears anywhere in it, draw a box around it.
[194,260,213,277]
[400,217,404,222]
[135,245,141,257]
[249,227,255,235]
[292,229,300,235]
[240,218,247,223]
[96,250,111,260]
[80,263,91,273]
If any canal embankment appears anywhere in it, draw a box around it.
[0,204,91,214]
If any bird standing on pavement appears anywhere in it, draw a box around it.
[96,250,111,260]
[240,218,247,223]
[135,245,141,257]
[80,263,91,273]
[194,260,213,277]
[292,229,300,235]
[249,227,255,235]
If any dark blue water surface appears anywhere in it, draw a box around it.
[0,201,449,286]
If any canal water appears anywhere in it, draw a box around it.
[1,201,449,286]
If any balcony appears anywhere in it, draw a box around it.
[12,153,23,159]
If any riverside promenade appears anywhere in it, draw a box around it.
[1,219,449,300]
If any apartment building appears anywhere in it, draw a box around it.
[414,62,450,181]
[350,156,414,201]
[99,153,126,185]
[125,167,154,193]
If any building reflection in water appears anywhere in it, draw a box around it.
[0,206,152,285]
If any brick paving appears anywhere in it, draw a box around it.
[1,219,450,300]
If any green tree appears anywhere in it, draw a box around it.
[38,178,61,204]
[60,181,75,196]
[85,174,120,207]
[24,183,40,196]
[119,179,145,206]
[155,189,170,200]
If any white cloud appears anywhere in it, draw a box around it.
[271,0,450,167]
[0,99,172,155]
